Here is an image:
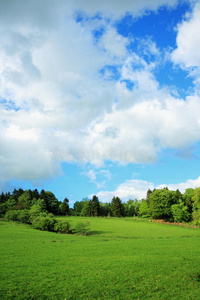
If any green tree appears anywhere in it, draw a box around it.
[91,195,100,216]
[59,198,70,215]
[171,200,190,223]
[81,199,92,216]
[73,201,84,216]
[40,190,59,214]
[99,202,111,217]
[11,188,24,202]
[139,200,149,217]
[124,200,137,217]
[17,191,32,210]
[111,196,124,217]
[148,189,178,220]
[191,188,200,225]
[29,205,42,223]
[183,188,194,213]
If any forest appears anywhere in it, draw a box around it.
[1,186,200,231]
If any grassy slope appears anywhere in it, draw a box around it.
[0,217,200,299]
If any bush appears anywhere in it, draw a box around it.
[54,221,71,233]
[73,221,90,236]
[32,216,57,231]
[29,205,42,223]
[5,210,20,221]
[18,210,31,224]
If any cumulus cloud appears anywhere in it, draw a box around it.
[96,176,200,203]
[0,0,199,185]
[172,1,200,69]
[96,179,154,202]
[171,0,200,90]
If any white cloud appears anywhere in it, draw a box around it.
[97,176,200,203]
[172,1,200,69]
[98,27,129,59]
[96,179,154,202]
[84,170,97,181]
[73,0,178,18]
[0,0,199,185]
[157,176,200,192]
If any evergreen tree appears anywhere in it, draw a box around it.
[91,195,100,216]
[111,196,124,217]
[59,198,70,215]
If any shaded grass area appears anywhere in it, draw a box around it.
[1,218,200,299]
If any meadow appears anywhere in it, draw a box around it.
[1,217,200,299]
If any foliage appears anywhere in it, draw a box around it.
[73,201,84,215]
[54,221,71,233]
[100,202,111,216]
[32,216,57,231]
[138,200,149,217]
[111,196,124,217]
[192,187,200,208]
[124,199,138,217]
[171,201,190,223]
[90,195,100,216]
[18,210,31,224]
[59,198,70,215]
[81,199,92,216]
[192,210,200,226]
[40,190,60,214]
[29,205,42,223]
[73,221,90,235]
[2,186,200,224]
[148,189,178,220]
[5,210,20,221]
[17,191,32,210]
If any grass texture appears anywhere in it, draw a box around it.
[1,217,200,299]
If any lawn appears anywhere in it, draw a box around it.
[0,217,200,299]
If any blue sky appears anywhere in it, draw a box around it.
[1,0,200,207]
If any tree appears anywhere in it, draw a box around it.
[11,188,24,202]
[59,198,70,215]
[124,200,137,217]
[90,195,100,216]
[81,199,92,216]
[40,190,59,214]
[99,202,111,217]
[17,191,32,210]
[73,201,84,216]
[171,200,190,223]
[111,196,124,217]
[191,188,200,225]
[192,187,200,209]
[139,200,149,217]
[148,189,178,220]
[183,188,194,214]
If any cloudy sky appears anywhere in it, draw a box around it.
[1,0,200,206]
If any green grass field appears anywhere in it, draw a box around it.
[1,217,200,299]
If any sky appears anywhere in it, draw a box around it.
[1,0,200,207]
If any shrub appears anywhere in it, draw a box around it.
[29,205,42,223]
[18,210,31,224]
[32,216,57,231]
[5,210,20,221]
[73,221,90,236]
[54,221,71,233]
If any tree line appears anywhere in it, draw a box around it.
[0,186,200,226]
